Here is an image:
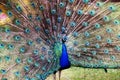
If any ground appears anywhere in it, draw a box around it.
[47,67,120,80]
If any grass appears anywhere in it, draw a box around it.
[46,67,120,80]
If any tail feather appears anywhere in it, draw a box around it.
[0,0,120,80]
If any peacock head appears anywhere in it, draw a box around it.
[62,35,68,43]
[62,38,66,43]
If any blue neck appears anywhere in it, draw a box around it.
[60,43,70,70]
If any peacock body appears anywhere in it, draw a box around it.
[0,0,120,80]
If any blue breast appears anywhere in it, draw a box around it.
[60,43,70,70]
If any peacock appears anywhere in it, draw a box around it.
[0,0,120,80]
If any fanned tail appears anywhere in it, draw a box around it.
[0,0,62,79]
[0,0,120,80]
[66,1,120,69]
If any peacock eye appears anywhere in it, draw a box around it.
[89,10,96,16]
[34,26,41,32]
[82,22,88,27]
[46,18,51,24]
[24,66,30,72]
[59,2,65,8]
[70,21,76,27]
[7,44,14,50]
[53,25,57,30]
[106,28,112,33]
[0,69,7,75]
[115,46,120,51]
[39,5,45,11]
[24,76,31,80]
[66,10,72,17]
[77,10,83,15]
[94,23,101,29]
[33,49,39,55]
[84,31,90,37]
[114,20,120,25]
[117,34,120,39]
[57,17,62,23]
[16,5,22,12]
[0,43,5,48]
[36,38,41,44]
[96,35,102,41]
[96,2,102,7]
[103,16,110,22]
[24,28,31,34]
[45,29,49,34]
[19,46,26,53]
[13,35,21,41]
[6,1,11,7]
[85,41,90,46]
[82,0,89,4]
[1,78,8,80]
[27,14,32,19]
[15,57,21,64]
[4,56,10,61]
[110,55,116,61]
[91,51,97,55]
[27,40,33,46]
[61,26,66,33]
[14,19,21,25]
[27,57,33,64]
[36,16,41,21]
[34,62,40,67]
[72,31,78,37]
[40,54,45,60]
[31,2,36,8]
[5,28,11,33]
[68,0,75,4]
[14,71,20,77]
[95,43,100,49]
[87,57,92,61]
[7,11,13,17]
[0,9,2,13]
[73,41,78,46]
[108,5,116,11]
[106,38,112,44]
[104,49,109,54]
[82,48,87,52]
[51,9,57,15]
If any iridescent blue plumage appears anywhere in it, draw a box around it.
[60,43,70,70]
